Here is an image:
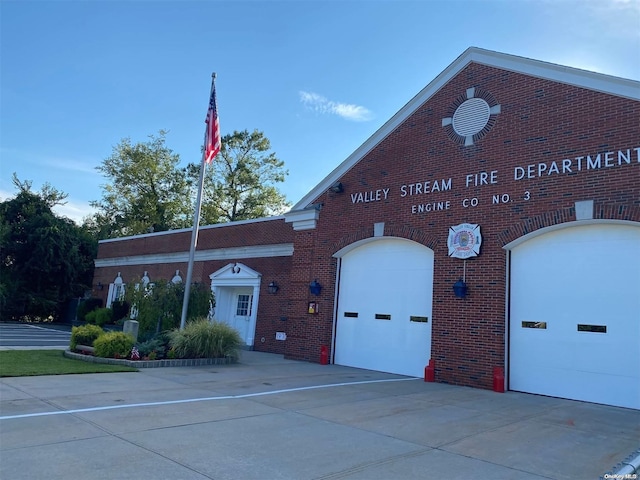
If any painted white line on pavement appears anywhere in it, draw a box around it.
[21,324,69,332]
[2,334,70,338]
[0,377,419,421]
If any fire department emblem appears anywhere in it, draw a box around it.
[448,223,482,258]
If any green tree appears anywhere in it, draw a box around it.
[0,182,97,321]
[90,129,290,239]
[11,173,69,208]
[89,131,192,238]
[191,129,290,224]
[124,279,213,338]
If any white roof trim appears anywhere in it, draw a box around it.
[94,243,294,268]
[291,47,640,211]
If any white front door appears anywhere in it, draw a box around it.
[210,263,263,348]
[232,288,254,345]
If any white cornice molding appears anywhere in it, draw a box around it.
[291,47,640,211]
[94,243,294,268]
[284,208,320,231]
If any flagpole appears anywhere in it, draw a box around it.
[180,73,217,330]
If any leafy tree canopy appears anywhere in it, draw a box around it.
[89,131,192,238]
[194,129,290,224]
[0,179,97,321]
[89,129,290,239]
[11,172,69,208]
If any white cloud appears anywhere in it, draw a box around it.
[40,156,100,174]
[582,0,640,40]
[0,187,95,225]
[0,188,15,202]
[299,91,373,122]
[0,147,101,175]
[53,199,96,225]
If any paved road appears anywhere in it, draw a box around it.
[0,323,71,349]
[1,351,638,480]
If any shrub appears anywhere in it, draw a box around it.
[70,324,105,350]
[169,318,242,360]
[125,279,214,338]
[93,331,135,359]
[85,307,113,326]
[77,298,103,322]
[136,336,169,359]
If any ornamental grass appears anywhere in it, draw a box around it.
[169,318,242,360]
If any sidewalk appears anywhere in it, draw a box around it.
[1,351,638,479]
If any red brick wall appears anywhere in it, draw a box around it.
[284,229,338,362]
[284,63,640,388]
[93,218,294,352]
[96,217,293,259]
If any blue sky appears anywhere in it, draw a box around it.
[1,0,639,223]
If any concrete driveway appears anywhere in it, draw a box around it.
[1,351,638,479]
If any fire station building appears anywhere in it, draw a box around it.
[93,48,640,410]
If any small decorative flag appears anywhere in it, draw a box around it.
[131,346,140,360]
[204,77,221,164]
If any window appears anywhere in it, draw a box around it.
[577,324,606,333]
[522,321,547,329]
[236,294,252,316]
[106,273,125,308]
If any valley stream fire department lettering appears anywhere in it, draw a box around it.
[514,147,640,180]
[400,178,452,196]
[351,188,390,203]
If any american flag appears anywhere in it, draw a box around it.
[130,346,140,360]
[204,78,221,164]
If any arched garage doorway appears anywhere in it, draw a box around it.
[333,238,434,377]
[508,222,640,409]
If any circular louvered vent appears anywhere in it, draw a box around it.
[442,88,500,146]
[452,98,490,137]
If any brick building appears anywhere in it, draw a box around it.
[93,48,640,409]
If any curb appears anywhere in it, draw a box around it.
[63,350,236,368]
[601,448,640,479]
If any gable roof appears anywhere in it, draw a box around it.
[290,47,640,212]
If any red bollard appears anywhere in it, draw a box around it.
[320,345,328,365]
[424,359,435,382]
[493,367,505,393]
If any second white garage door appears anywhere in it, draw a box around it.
[509,223,640,409]
[334,238,434,377]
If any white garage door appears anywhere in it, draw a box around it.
[510,223,640,409]
[334,238,434,377]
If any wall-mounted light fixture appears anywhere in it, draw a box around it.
[328,181,343,193]
[96,282,104,291]
[452,258,469,298]
[453,278,468,298]
[309,279,322,296]
[268,281,279,294]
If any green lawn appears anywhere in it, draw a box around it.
[0,350,138,377]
